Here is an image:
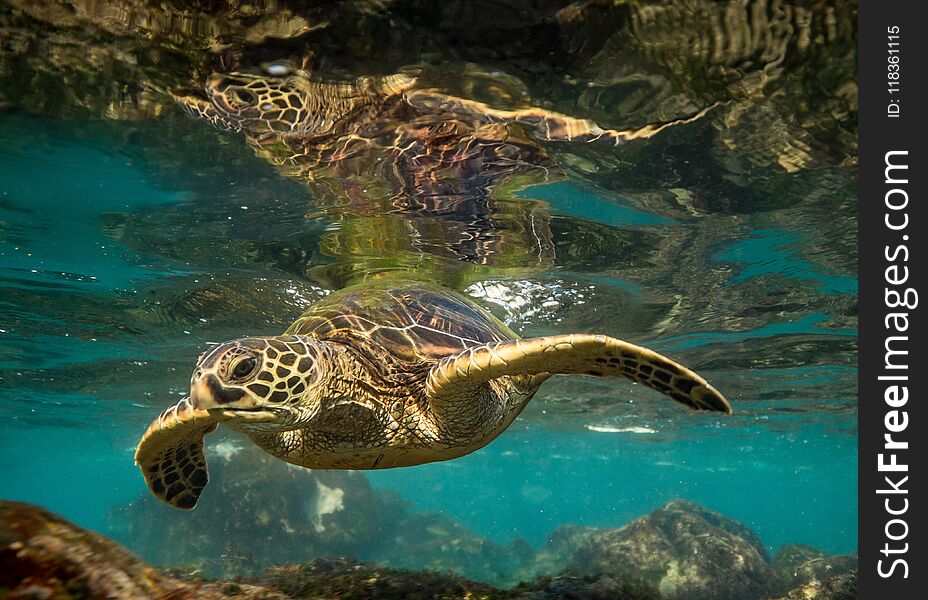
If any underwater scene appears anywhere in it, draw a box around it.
[0,1,857,599]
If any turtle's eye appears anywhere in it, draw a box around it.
[232,356,258,379]
[231,89,257,106]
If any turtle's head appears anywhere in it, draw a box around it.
[190,335,326,428]
[195,72,314,139]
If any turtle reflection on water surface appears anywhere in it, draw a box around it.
[176,67,718,193]
[136,281,730,509]
[177,70,556,282]
[173,67,719,285]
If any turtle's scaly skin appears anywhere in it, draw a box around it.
[177,72,418,142]
[136,398,216,509]
[136,282,730,509]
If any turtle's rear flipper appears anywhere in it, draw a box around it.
[426,334,730,413]
[134,397,219,509]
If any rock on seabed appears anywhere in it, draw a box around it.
[2,500,655,599]
[2,498,857,600]
[528,500,858,600]
[563,499,773,599]
[0,500,233,599]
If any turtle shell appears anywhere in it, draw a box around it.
[285,281,517,371]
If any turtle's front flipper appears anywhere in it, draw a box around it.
[134,397,220,509]
[426,334,730,413]
[503,102,725,145]
[404,90,724,145]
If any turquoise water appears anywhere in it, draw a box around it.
[0,0,857,589]
[0,111,856,554]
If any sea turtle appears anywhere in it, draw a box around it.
[136,281,730,509]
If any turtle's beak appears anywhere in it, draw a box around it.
[190,373,277,423]
[190,373,243,410]
[172,90,241,132]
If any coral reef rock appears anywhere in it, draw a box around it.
[4,498,858,600]
[560,499,775,600]
[1,503,657,600]
[765,571,858,600]
[768,544,858,600]
[0,499,234,599]
[253,556,503,599]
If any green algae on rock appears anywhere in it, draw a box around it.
[765,571,858,600]
[256,557,504,600]
[554,499,775,600]
[769,544,858,598]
